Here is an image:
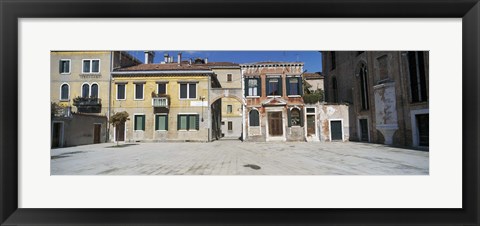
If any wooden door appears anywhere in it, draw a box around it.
[416,114,429,146]
[307,115,316,136]
[116,122,125,142]
[268,112,283,136]
[93,124,101,144]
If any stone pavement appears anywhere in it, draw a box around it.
[51,141,429,175]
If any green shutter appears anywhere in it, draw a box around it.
[287,109,292,127]
[155,115,159,130]
[300,109,304,127]
[257,78,262,97]
[196,115,200,130]
[177,114,181,130]
[265,78,270,95]
[278,77,283,96]
[299,78,303,96]
[244,78,249,97]
[286,78,291,96]
[165,115,169,131]
[142,116,145,130]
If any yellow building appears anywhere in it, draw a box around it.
[50,51,140,146]
[110,56,222,142]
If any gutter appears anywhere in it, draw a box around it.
[111,70,214,75]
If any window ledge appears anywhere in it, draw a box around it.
[246,96,260,98]
[59,99,70,102]
[267,95,282,98]
[288,95,302,97]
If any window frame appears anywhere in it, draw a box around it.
[266,76,282,97]
[179,82,197,100]
[227,74,232,82]
[290,108,301,127]
[248,109,260,127]
[82,59,101,74]
[177,113,200,131]
[227,105,233,114]
[134,83,145,101]
[157,82,167,95]
[59,59,71,74]
[59,83,70,101]
[116,83,126,100]
[287,76,302,97]
[228,121,233,131]
[81,82,90,98]
[133,114,146,131]
[154,114,168,131]
[245,77,260,97]
[90,83,99,98]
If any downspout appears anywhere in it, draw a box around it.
[107,52,113,142]
[208,75,211,142]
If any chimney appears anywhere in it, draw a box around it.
[189,59,192,65]
[170,56,173,63]
[144,51,155,64]
[205,57,208,64]
[164,53,169,63]
[177,52,182,65]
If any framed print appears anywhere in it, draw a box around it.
[1,0,479,225]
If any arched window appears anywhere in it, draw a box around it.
[290,108,301,126]
[358,64,369,110]
[249,109,259,126]
[82,84,90,98]
[91,84,99,98]
[60,84,69,100]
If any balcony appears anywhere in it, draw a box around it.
[152,93,170,113]
[73,96,102,113]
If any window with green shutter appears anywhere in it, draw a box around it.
[177,114,199,131]
[134,115,145,131]
[155,114,168,131]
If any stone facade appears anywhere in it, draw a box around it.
[241,62,306,142]
[322,51,429,148]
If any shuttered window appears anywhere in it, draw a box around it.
[59,60,70,74]
[245,78,260,97]
[155,114,168,131]
[177,114,199,131]
[287,77,302,96]
[134,115,145,131]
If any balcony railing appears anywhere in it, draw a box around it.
[73,96,102,113]
[152,97,169,108]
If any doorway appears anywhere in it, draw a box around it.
[359,118,369,142]
[51,122,63,148]
[93,124,101,144]
[330,120,343,141]
[268,112,283,136]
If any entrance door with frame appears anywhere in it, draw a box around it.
[93,124,101,144]
[268,112,283,136]
[330,120,343,141]
[115,122,125,142]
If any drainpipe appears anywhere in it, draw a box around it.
[208,75,211,142]
[107,51,113,143]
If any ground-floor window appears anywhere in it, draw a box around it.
[228,121,233,131]
[155,114,168,131]
[178,114,199,131]
[416,114,429,146]
[249,109,260,126]
[134,115,145,131]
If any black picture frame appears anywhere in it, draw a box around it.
[1,0,479,225]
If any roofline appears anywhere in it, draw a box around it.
[112,70,214,75]
[240,62,304,67]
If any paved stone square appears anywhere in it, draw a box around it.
[51,141,429,175]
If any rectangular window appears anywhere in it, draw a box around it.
[117,84,126,100]
[155,114,168,131]
[135,83,144,100]
[59,60,70,74]
[179,83,197,99]
[287,77,301,96]
[134,115,145,131]
[82,59,100,73]
[227,105,232,113]
[178,114,199,131]
[247,78,259,96]
[408,52,427,103]
[227,74,232,82]
[158,83,167,95]
[228,121,233,131]
[267,78,281,96]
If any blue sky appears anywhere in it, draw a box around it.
[128,51,323,73]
